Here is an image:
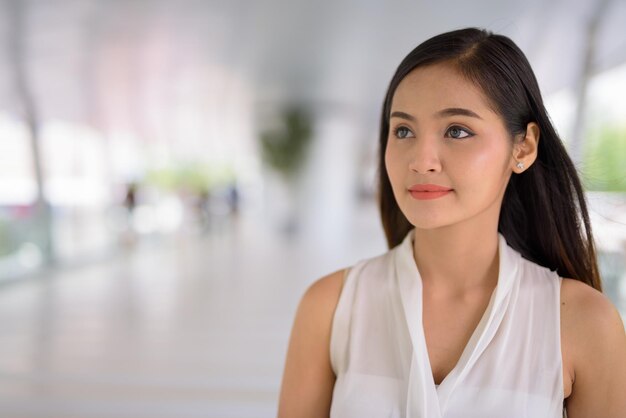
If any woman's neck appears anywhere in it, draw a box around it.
[412,224,500,295]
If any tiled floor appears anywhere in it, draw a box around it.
[0,202,387,418]
[0,198,623,418]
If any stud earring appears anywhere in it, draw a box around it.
[516,161,525,170]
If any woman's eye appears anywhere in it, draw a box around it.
[394,126,413,139]
[446,126,473,139]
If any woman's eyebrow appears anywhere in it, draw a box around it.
[390,108,483,121]
[390,111,416,122]
[436,107,483,120]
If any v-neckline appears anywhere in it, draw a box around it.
[425,281,499,390]
[394,228,519,417]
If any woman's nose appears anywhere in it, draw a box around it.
[408,135,442,174]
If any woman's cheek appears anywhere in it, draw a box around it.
[385,150,404,187]
[463,152,507,200]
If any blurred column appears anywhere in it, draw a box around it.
[6,0,55,264]
[299,106,360,256]
[569,0,612,166]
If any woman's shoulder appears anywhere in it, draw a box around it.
[305,249,393,296]
[560,277,621,327]
[300,252,394,328]
[560,277,626,411]
[561,278,624,359]
[295,268,354,342]
[278,268,350,416]
[560,277,624,346]
[301,249,392,311]
[302,268,349,310]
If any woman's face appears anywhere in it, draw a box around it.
[385,62,516,230]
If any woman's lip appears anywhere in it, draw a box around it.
[408,184,452,192]
[409,190,452,200]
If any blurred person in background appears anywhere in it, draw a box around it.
[120,182,139,246]
[227,182,240,219]
[123,182,137,216]
[195,187,212,234]
[278,28,626,417]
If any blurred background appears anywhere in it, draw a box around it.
[0,0,625,416]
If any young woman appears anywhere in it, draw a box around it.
[277,28,626,418]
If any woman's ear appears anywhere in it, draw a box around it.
[511,122,540,173]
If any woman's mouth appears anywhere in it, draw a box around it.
[408,184,453,200]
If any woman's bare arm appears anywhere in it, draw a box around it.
[277,269,346,418]
[562,278,626,417]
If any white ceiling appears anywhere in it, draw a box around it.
[0,0,624,139]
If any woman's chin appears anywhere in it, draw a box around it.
[405,218,452,230]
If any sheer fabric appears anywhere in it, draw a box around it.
[329,229,564,418]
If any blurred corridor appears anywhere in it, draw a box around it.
[0,200,388,418]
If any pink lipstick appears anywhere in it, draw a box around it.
[408,184,453,200]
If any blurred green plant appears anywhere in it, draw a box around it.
[581,123,626,192]
[0,218,14,256]
[260,106,313,181]
[0,216,39,257]
[145,163,235,193]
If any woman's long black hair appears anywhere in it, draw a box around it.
[378,28,602,291]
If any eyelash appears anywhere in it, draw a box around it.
[392,125,475,140]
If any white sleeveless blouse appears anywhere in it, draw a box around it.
[329,228,564,418]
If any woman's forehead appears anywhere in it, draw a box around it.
[391,63,495,117]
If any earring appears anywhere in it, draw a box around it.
[516,161,525,170]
